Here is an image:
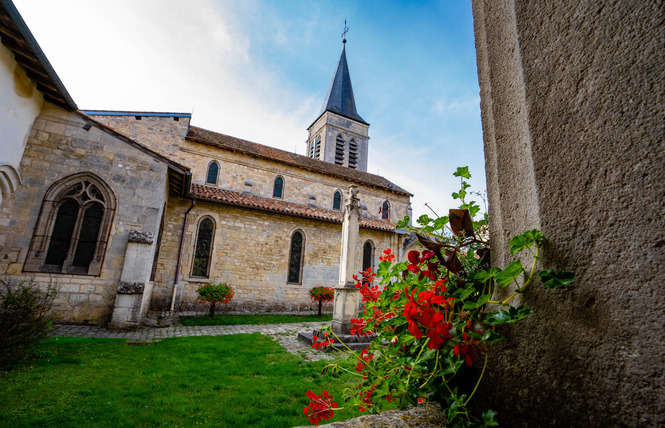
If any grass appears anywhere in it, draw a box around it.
[0,334,362,427]
[179,313,333,326]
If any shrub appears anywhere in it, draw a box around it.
[310,286,335,317]
[196,282,234,319]
[0,279,57,367]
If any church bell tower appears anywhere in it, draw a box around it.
[306,36,369,172]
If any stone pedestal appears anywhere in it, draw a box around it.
[109,230,155,329]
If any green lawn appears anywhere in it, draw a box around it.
[179,313,333,326]
[0,334,361,427]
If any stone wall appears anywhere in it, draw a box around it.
[472,1,664,426]
[0,103,168,324]
[90,115,411,223]
[151,198,401,313]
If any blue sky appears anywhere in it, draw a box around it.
[13,0,485,220]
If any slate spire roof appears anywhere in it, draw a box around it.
[320,42,367,125]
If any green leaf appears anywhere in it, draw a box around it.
[416,214,432,226]
[456,286,475,301]
[395,216,410,229]
[477,294,491,306]
[463,301,477,310]
[485,305,533,325]
[508,229,545,254]
[482,329,505,342]
[470,409,499,427]
[453,166,471,179]
[452,192,460,200]
[432,216,449,230]
[495,261,524,288]
[475,267,500,283]
[539,269,575,289]
[377,261,391,278]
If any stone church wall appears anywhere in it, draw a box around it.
[88,115,411,224]
[179,141,411,223]
[472,1,664,426]
[151,198,400,313]
[0,104,168,324]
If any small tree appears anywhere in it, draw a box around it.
[0,279,57,367]
[196,282,234,319]
[309,286,335,317]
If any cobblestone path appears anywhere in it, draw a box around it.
[49,321,336,361]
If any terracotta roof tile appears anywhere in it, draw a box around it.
[189,183,396,232]
[187,126,412,197]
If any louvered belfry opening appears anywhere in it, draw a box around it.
[335,136,345,165]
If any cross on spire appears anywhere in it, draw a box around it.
[341,19,349,43]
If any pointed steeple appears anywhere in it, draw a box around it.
[320,42,367,125]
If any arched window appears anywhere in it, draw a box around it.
[273,176,284,198]
[206,161,219,185]
[333,190,342,210]
[24,173,116,276]
[191,217,215,278]
[362,240,375,284]
[381,200,390,220]
[335,135,345,165]
[287,230,305,284]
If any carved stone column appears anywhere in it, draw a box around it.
[331,185,362,335]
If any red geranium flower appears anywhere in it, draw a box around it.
[303,390,338,425]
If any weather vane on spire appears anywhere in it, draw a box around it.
[341,19,349,43]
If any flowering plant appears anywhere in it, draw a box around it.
[310,286,335,317]
[305,167,575,426]
[196,282,234,319]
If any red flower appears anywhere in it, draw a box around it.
[379,248,396,262]
[406,250,440,280]
[303,390,338,425]
[453,331,483,366]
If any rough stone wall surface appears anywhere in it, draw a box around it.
[0,104,168,324]
[151,198,399,313]
[472,1,664,426]
[89,114,190,161]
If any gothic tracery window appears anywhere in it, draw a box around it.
[24,173,116,276]
[287,230,305,284]
[191,217,215,278]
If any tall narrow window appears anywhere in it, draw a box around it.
[206,161,219,185]
[335,136,345,165]
[362,240,374,285]
[25,173,116,276]
[273,176,284,198]
[288,230,305,284]
[348,139,358,169]
[192,217,214,277]
[333,190,342,210]
[381,201,391,220]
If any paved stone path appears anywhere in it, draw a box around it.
[49,321,336,361]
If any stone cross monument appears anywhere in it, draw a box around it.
[331,185,362,335]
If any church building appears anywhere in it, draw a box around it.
[0,0,412,325]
